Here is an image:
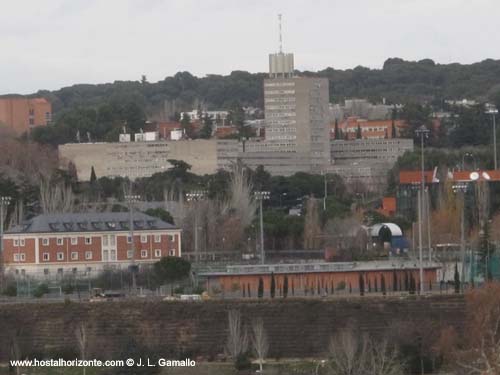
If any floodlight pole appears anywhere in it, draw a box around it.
[486,106,498,170]
[254,191,270,264]
[416,126,429,294]
[125,193,141,294]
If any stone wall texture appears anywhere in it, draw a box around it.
[0,295,465,361]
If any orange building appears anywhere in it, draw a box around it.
[0,97,52,134]
[332,117,406,140]
[202,261,439,296]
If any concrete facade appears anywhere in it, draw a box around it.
[262,76,331,173]
[59,139,220,181]
[328,138,414,192]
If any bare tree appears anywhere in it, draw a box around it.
[39,177,74,214]
[304,197,321,250]
[251,318,269,373]
[225,310,248,361]
[441,283,500,374]
[328,330,370,375]
[328,330,403,375]
[370,339,404,375]
[75,323,88,375]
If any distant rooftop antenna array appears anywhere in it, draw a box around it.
[269,13,294,78]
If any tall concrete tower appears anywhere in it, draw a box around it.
[263,15,331,173]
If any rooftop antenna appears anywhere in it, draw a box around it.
[278,13,283,53]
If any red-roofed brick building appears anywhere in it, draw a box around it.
[331,117,407,140]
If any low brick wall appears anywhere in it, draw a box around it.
[0,295,465,361]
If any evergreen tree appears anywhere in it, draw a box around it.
[404,272,409,291]
[368,279,372,293]
[334,119,340,139]
[359,274,365,296]
[199,114,213,139]
[393,271,398,292]
[479,222,495,281]
[409,274,416,295]
[270,273,276,299]
[391,119,397,138]
[90,166,97,183]
[356,124,362,139]
[381,274,387,296]
[247,283,251,298]
[283,276,289,298]
[242,285,246,298]
[257,277,264,298]
[454,263,460,293]
[291,279,295,296]
[317,279,320,295]
[374,277,378,293]
[349,283,352,294]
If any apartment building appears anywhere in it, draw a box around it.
[0,97,51,134]
[2,212,181,278]
[328,138,414,193]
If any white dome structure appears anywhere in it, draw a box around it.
[370,223,403,238]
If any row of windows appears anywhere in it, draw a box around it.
[264,82,295,87]
[14,234,176,247]
[14,249,176,262]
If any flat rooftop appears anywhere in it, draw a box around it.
[199,260,440,277]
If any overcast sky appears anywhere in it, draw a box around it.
[1,0,499,94]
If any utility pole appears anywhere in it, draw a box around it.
[323,172,327,211]
[486,105,498,170]
[186,191,206,262]
[125,193,140,294]
[0,196,12,289]
[416,125,429,294]
[254,191,270,264]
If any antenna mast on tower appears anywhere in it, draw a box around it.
[278,13,283,53]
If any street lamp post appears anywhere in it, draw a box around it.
[254,191,270,264]
[186,190,207,262]
[452,183,468,292]
[125,194,141,293]
[416,125,429,294]
[486,105,498,170]
[0,196,12,288]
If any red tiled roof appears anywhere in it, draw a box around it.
[451,170,500,182]
[399,170,437,184]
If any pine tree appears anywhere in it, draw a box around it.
[409,274,416,295]
[283,276,289,298]
[90,166,97,183]
[454,263,460,293]
[334,119,340,139]
[359,274,365,296]
[393,271,398,292]
[247,283,251,298]
[356,124,362,139]
[381,274,387,296]
[391,120,397,138]
[258,277,264,298]
[349,283,352,294]
[270,273,276,299]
